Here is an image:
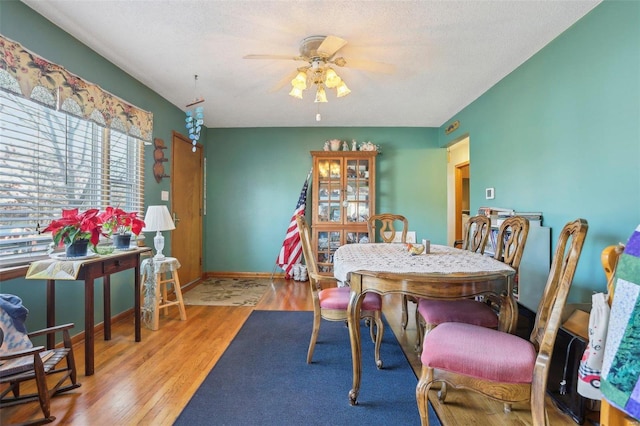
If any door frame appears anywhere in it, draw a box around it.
[446,136,470,245]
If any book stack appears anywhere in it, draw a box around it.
[478,207,543,227]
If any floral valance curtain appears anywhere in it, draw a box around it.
[0,34,153,141]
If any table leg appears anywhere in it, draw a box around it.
[134,257,141,342]
[103,275,111,340]
[85,276,95,376]
[347,275,365,406]
[46,279,55,349]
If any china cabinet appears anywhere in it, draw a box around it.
[310,150,378,274]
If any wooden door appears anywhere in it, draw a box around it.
[171,131,203,285]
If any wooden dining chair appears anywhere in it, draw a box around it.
[367,213,409,244]
[460,215,491,253]
[367,213,416,330]
[296,215,384,368]
[415,215,529,351]
[416,218,588,425]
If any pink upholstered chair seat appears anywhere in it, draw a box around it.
[421,322,537,384]
[319,287,382,311]
[417,298,499,328]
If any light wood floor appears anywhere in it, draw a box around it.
[2,278,595,425]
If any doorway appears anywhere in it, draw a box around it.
[446,137,470,245]
[170,131,203,286]
[455,162,470,242]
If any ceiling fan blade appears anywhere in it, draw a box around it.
[317,35,347,58]
[338,57,395,74]
[269,69,299,93]
[243,54,300,61]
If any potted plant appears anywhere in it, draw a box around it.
[98,206,145,249]
[42,208,102,257]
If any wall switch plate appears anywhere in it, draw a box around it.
[485,188,495,200]
[161,190,169,201]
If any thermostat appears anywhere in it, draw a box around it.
[485,188,495,200]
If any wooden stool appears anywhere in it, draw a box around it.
[141,257,187,330]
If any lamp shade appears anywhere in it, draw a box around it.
[142,205,175,232]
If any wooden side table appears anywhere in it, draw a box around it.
[141,257,187,330]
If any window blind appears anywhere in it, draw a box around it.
[0,90,145,267]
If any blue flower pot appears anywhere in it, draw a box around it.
[65,239,89,257]
[113,234,132,249]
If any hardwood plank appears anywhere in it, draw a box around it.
[0,279,585,425]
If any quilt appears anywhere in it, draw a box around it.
[601,225,640,420]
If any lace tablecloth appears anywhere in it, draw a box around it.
[333,243,514,283]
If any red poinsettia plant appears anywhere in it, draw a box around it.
[97,206,145,237]
[43,208,102,247]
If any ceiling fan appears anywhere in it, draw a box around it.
[244,35,395,102]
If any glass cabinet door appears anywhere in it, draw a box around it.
[345,158,371,223]
[316,159,342,223]
[316,230,341,273]
[346,230,370,245]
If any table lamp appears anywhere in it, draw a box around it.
[142,205,175,259]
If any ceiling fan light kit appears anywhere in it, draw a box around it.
[244,34,394,120]
[244,34,393,103]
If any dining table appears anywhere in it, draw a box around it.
[333,242,517,405]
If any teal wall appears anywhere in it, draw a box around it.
[439,0,640,302]
[205,127,444,272]
[0,1,187,336]
[1,0,639,337]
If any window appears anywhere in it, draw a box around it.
[0,89,145,267]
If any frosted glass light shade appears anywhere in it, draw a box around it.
[324,68,342,89]
[291,71,307,90]
[314,85,328,103]
[289,87,304,99]
[336,81,351,98]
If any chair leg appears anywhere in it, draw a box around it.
[34,357,55,424]
[62,331,78,386]
[369,318,376,343]
[152,272,161,330]
[373,312,384,369]
[415,308,424,352]
[416,366,436,426]
[171,270,187,321]
[437,383,448,401]
[401,295,409,328]
[161,275,169,316]
[307,311,321,364]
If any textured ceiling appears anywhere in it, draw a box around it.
[21,0,601,128]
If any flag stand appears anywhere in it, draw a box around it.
[273,169,312,280]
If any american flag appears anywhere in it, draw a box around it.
[276,174,310,278]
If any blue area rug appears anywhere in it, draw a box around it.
[174,310,440,425]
